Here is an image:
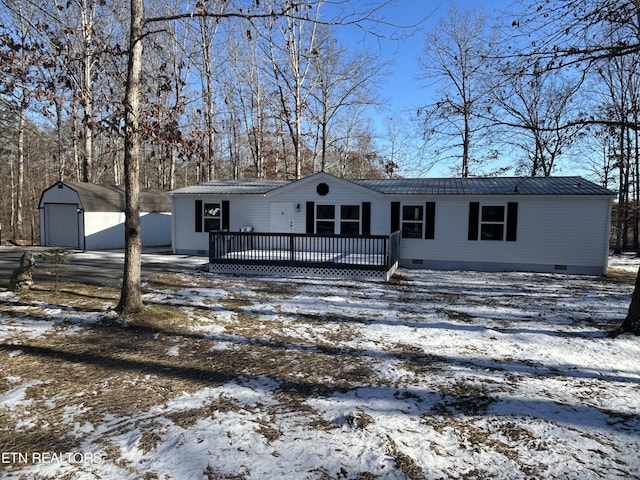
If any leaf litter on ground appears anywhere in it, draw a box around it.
[0,254,639,479]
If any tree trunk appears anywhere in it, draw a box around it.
[116,0,144,315]
[462,104,470,178]
[199,16,217,182]
[80,0,94,183]
[620,266,640,335]
[15,98,26,239]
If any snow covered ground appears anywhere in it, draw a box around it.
[1,256,639,479]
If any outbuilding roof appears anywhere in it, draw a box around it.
[50,181,171,212]
[169,175,615,197]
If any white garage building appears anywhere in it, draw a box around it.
[39,181,171,250]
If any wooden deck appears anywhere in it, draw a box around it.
[208,231,400,280]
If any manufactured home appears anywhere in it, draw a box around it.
[169,172,615,278]
[39,181,171,250]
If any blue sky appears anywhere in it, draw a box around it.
[368,0,514,112]
[331,0,518,177]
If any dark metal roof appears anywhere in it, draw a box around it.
[59,181,171,212]
[169,176,615,197]
[354,176,615,196]
[170,179,291,195]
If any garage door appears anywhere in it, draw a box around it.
[45,203,80,248]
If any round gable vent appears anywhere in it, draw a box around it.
[316,182,330,196]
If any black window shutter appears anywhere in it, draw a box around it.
[222,200,230,231]
[506,202,518,241]
[391,202,400,233]
[195,200,203,232]
[362,202,371,235]
[306,202,315,234]
[425,202,436,239]
[468,202,479,240]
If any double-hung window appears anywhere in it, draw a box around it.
[392,202,435,239]
[402,205,423,238]
[316,205,336,234]
[468,202,518,241]
[480,205,505,240]
[204,203,222,231]
[340,205,360,235]
[316,204,361,234]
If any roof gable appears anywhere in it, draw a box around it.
[265,172,383,198]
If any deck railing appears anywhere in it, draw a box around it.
[209,230,400,273]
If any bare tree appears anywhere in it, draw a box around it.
[115,0,144,313]
[48,0,126,183]
[381,116,411,178]
[512,0,640,333]
[335,119,384,178]
[594,49,640,253]
[116,0,390,313]
[490,61,584,177]
[266,2,321,179]
[308,25,384,173]
[224,26,271,178]
[77,0,97,181]
[0,0,398,311]
[0,0,41,239]
[194,6,226,182]
[417,7,499,177]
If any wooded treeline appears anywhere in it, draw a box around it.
[3,0,640,253]
[416,2,640,254]
[0,0,390,241]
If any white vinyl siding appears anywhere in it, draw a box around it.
[266,176,387,235]
[171,178,386,254]
[170,172,612,274]
[396,195,611,273]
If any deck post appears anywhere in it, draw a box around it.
[290,235,295,264]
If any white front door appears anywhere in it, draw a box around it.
[269,202,294,232]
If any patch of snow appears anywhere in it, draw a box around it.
[0,380,42,410]
[166,346,180,357]
[2,255,639,479]
[608,252,640,272]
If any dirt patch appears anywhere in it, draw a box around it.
[429,380,497,416]
[0,276,377,468]
[386,435,426,480]
[605,268,637,284]
[1,269,637,478]
[436,307,474,323]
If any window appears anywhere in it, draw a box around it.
[402,205,423,238]
[316,183,330,196]
[315,204,361,234]
[340,205,360,235]
[316,205,335,234]
[469,202,517,241]
[204,203,222,231]
[480,205,505,240]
